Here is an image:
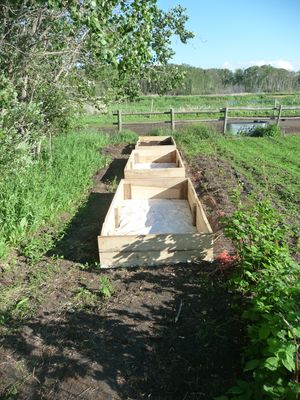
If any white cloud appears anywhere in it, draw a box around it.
[249,60,294,70]
[223,61,232,69]
[222,59,296,71]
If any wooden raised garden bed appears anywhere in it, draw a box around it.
[135,136,177,152]
[124,149,185,179]
[98,178,213,268]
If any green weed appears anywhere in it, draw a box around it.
[1,382,19,399]
[0,296,33,327]
[106,176,119,193]
[72,287,98,308]
[148,127,173,136]
[110,130,138,144]
[249,124,283,137]
[174,124,219,159]
[99,275,114,299]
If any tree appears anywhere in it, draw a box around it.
[0,1,193,100]
[0,0,193,167]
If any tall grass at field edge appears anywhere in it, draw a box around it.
[0,130,138,260]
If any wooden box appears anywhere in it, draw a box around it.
[124,149,185,179]
[98,178,213,268]
[135,136,177,152]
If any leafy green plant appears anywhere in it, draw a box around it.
[221,200,300,399]
[0,311,10,327]
[13,297,31,319]
[99,275,114,299]
[0,297,33,326]
[249,124,283,137]
[1,382,19,399]
[72,287,98,308]
[106,176,119,193]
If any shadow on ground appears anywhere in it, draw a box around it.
[48,192,114,265]
[49,148,129,265]
[101,159,127,183]
[0,264,243,400]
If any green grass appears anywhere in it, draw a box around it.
[174,125,300,225]
[77,93,300,127]
[0,126,137,332]
[0,129,137,260]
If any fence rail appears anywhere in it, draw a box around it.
[113,106,300,133]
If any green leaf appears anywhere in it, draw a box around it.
[244,359,260,371]
[264,356,279,371]
[258,324,271,339]
[281,355,295,372]
[101,286,111,298]
[15,297,29,310]
[227,386,244,395]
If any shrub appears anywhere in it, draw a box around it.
[249,124,283,138]
[221,200,300,399]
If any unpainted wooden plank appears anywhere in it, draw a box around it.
[123,183,131,200]
[176,151,185,169]
[124,168,185,180]
[136,136,177,150]
[101,180,125,235]
[124,177,186,188]
[187,180,212,234]
[131,185,182,199]
[114,207,120,228]
[98,233,213,253]
[137,153,173,163]
[124,149,185,179]
[100,247,213,268]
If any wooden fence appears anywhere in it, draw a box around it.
[113,105,300,133]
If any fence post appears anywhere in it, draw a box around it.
[273,99,277,119]
[276,105,282,126]
[150,98,154,118]
[170,108,175,131]
[117,109,122,132]
[223,107,228,134]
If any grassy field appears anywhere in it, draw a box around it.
[174,126,300,223]
[78,93,300,127]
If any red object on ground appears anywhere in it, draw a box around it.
[216,250,239,267]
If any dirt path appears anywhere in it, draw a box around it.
[0,144,244,400]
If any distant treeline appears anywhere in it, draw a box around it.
[140,64,300,95]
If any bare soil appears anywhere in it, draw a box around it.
[0,144,246,400]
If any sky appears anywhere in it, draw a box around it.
[158,0,300,71]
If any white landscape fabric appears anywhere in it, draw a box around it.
[113,199,197,235]
[133,162,177,169]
